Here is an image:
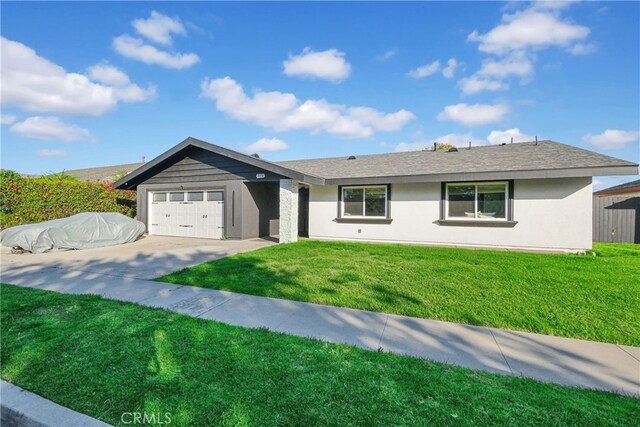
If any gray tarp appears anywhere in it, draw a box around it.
[0,212,145,254]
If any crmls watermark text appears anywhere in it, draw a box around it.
[121,412,172,424]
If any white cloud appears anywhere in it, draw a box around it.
[2,37,114,115]
[283,48,351,82]
[377,49,398,61]
[1,114,17,125]
[461,4,591,95]
[132,11,185,46]
[567,42,597,55]
[458,53,532,95]
[592,179,604,189]
[347,107,415,132]
[10,116,94,142]
[467,8,590,55]
[1,37,153,116]
[487,128,535,145]
[407,60,440,79]
[246,137,288,153]
[458,76,509,96]
[583,129,640,150]
[113,35,200,69]
[200,76,415,139]
[86,63,156,102]
[395,133,484,152]
[36,149,67,158]
[477,52,534,80]
[529,1,579,12]
[441,58,459,78]
[437,103,509,127]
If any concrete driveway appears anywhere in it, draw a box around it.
[1,235,276,280]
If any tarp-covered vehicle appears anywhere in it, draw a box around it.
[0,212,145,254]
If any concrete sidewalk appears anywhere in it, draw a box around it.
[2,264,638,396]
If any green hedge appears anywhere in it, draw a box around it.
[0,170,137,229]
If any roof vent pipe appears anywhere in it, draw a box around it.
[510,137,513,144]
[433,142,437,151]
[535,136,538,145]
[347,155,356,160]
[142,156,146,163]
[468,141,471,150]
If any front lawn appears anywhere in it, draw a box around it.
[1,284,638,426]
[158,241,640,346]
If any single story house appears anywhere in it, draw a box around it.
[114,137,638,252]
[594,179,640,197]
[62,162,146,182]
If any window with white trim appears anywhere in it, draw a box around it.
[341,186,388,218]
[446,182,508,220]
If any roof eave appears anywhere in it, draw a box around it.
[321,164,639,186]
[113,137,324,190]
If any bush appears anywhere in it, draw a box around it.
[0,170,137,229]
[0,169,23,214]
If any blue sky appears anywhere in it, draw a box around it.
[1,1,638,189]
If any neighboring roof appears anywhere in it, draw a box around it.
[594,178,640,196]
[278,140,638,185]
[114,137,324,190]
[63,163,145,182]
[113,138,638,190]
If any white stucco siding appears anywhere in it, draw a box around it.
[308,177,592,251]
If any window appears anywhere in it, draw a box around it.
[207,191,223,201]
[169,192,184,202]
[187,191,204,201]
[341,186,388,218]
[152,193,167,202]
[446,182,507,220]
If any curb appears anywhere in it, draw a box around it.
[1,380,111,427]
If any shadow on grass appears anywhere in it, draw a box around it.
[0,239,638,408]
[2,284,639,426]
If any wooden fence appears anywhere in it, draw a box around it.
[593,196,639,243]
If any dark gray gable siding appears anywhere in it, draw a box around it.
[139,146,286,185]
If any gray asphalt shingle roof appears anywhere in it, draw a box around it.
[277,141,638,181]
[594,178,640,195]
[63,163,145,182]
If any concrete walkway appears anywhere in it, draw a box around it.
[2,263,638,397]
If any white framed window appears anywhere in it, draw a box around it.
[169,192,184,202]
[152,193,167,202]
[341,185,388,218]
[446,182,508,220]
[187,191,204,202]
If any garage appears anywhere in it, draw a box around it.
[115,137,323,242]
[148,190,224,239]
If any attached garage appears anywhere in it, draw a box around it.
[114,137,323,243]
[148,190,224,239]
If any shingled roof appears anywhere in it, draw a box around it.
[278,140,638,185]
[114,138,637,189]
[594,178,640,196]
[63,163,144,182]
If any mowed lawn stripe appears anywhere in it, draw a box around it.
[158,241,640,346]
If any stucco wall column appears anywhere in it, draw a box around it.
[279,179,299,243]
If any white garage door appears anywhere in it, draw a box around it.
[148,190,224,239]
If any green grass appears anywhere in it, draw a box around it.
[158,241,640,346]
[2,284,638,426]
